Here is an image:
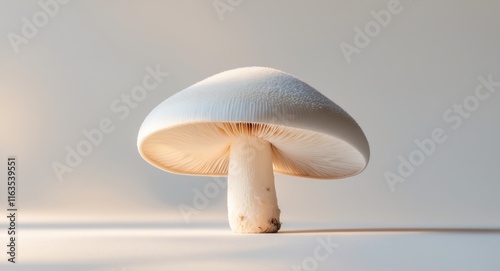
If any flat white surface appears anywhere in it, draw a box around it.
[2,224,500,270]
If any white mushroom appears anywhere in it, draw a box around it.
[137,67,370,233]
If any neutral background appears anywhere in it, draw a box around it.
[1,0,500,269]
[1,0,500,227]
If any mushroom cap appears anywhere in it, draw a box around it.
[138,67,369,179]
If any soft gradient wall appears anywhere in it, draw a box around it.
[1,0,499,228]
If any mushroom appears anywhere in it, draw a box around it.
[137,67,369,233]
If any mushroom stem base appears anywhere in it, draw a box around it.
[227,136,281,233]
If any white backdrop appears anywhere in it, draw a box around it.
[1,0,499,229]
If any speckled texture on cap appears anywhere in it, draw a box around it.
[138,67,370,179]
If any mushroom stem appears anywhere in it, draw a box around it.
[227,136,281,233]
